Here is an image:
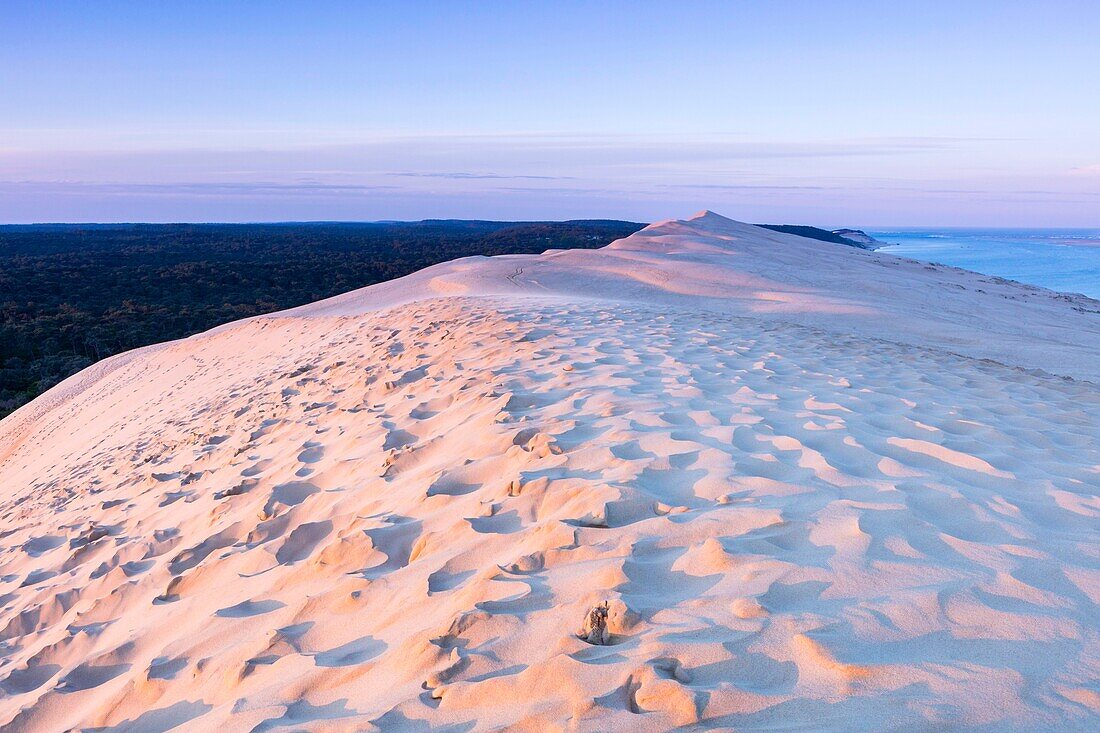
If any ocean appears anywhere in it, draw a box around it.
[868,228,1100,300]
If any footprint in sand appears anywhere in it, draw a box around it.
[22,535,65,557]
[311,635,386,667]
[0,664,61,694]
[275,520,333,565]
[261,481,320,518]
[215,599,287,618]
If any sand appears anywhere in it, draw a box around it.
[0,212,1097,731]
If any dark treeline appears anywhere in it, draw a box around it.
[757,224,864,247]
[0,220,644,417]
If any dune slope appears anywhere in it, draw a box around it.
[0,212,1097,732]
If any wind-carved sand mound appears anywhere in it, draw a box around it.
[0,213,1098,731]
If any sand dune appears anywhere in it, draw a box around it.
[0,212,1097,731]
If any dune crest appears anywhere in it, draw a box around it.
[0,214,1097,731]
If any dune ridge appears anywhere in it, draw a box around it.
[0,213,1097,731]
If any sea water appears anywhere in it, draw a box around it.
[869,229,1100,299]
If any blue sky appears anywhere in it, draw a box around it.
[1,1,1097,225]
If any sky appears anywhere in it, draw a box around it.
[1,1,1098,226]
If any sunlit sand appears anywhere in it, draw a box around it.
[1,213,1097,731]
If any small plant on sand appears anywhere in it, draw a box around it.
[580,602,610,645]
